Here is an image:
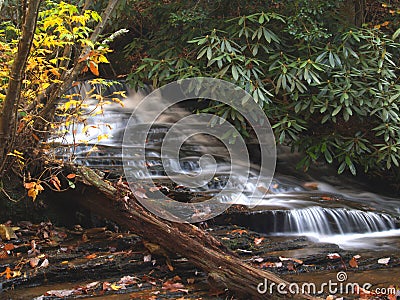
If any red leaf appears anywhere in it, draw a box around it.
[4,244,14,251]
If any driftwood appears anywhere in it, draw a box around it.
[71,165,315,299]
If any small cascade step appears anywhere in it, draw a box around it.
[217,206,398,235]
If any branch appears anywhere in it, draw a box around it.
[39,0,121,120]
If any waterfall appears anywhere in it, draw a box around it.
[279,206,396,234]
[47,80,400,248]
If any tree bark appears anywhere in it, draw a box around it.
[354,0,366,27]
[0,0,41,175]
[72,165,316,300]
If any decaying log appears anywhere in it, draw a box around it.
[73,165,315,299]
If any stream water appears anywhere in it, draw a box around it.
[48,80,400,250]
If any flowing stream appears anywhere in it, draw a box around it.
[47,80,400,250]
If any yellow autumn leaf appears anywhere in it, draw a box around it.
[112,98,124,107]
[7,151,25,161]
[11,270,21,278]
[82,125,90,134]
[71,15,86,26]
[25,181,44,201]
[27,188,39,201]
[97,55,109,63]
[97,134,110,142]
[41,82,50,90]
[63,100,79,111]
[110,283,122,291]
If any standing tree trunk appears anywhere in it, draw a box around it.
[354,0,366,27]
[0,0,121,177]
[0,0,41,175]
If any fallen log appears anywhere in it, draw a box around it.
[72,165,315,299]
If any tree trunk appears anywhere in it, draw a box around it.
[72,165,315,300]
[0,0,41,175]
[354,0,366,27]
[0,0,120,177]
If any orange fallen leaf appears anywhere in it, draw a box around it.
[173,275,181,281]
[17,121,25,133]
[66,173,76,179]
[261,262,275,268]
[0,250,8,259]
[4,243,14,251]
[229,229,248,235]
[162,280,185,292]
[0,267,12,279]
[279,256,303,264]
[349,257,358,268]
[85,253,97,259]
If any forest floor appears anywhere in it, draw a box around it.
[1,217,399,300]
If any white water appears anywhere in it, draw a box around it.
[280,206,396,234]
[268,206,399,249]
[310,229,400,250]
[49,80,400,249]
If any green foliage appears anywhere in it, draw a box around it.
[123,1,400,179]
